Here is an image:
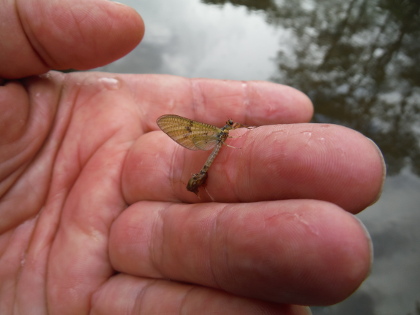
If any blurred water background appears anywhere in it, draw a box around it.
[95,1,420,314]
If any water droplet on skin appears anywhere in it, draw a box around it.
[293,213,319,236]
[98,77,121,90]
[302,131,312,137]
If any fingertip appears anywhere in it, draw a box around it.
[364,137,387,207]
[314,204,372,304]
[2,0,145,78]
[225,123,385,213]
[42,0,145,71]
[245,81,314,124]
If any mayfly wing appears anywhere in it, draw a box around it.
[156,114,222,151]
[157,114,255,196]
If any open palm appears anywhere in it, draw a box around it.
[0,1,384,314]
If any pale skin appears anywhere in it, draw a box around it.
[0,1,385,314]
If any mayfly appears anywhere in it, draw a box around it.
[156,114,253,195]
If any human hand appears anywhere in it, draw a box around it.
[0,1,385,314]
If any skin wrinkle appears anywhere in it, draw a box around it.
[151,206,166,279]
[132,278,155,314]
[130,87,148,134]
[242,130,257,201]
[209,204,233,288]
[69,86,95,176]
[67,6,86,50]
[1,160,28,206]
[22,217,50,314]
[10,224,32,315]
[208,207,224,290]
[15,1,52,70]
[217,148,235,200]
[7,77,66,229]
[45,122,75,212]
[190,79,203,120]
[240,81,251,124]
[178,284,198,314]
[218,206,240,292]
[4,82,31,141]
[239,83,257,166]
[1,107,38,196]
[168,144,180,198]
[225,135,243,201]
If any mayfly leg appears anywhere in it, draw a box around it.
[187,141,223,194]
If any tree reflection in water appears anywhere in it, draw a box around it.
[204,0,420,176]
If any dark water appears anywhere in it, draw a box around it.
[97,1,420,314]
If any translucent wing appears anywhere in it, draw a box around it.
[156,115,221,151]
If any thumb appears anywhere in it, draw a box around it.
[0,0,144,79]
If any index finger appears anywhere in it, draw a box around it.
[128,77,314,131]
[126,122,384,212]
